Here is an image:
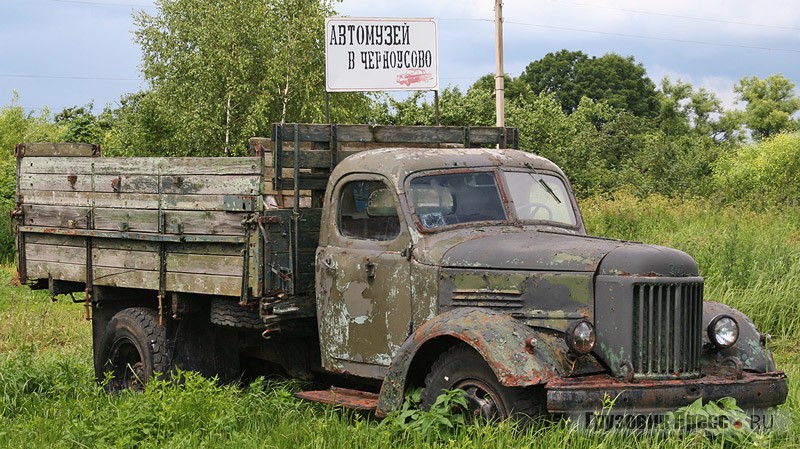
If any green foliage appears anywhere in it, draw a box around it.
[734,74,800,140]
[0,95,69,261]
[0,92,64,155]
[660,397,759,446]
[713,132,800,207]
[381,387,468,442]
[54,103,108,145]
[130,0,371,155]
[657,77,731,141]
[520,50,659,117]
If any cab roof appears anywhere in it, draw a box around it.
[329,146,565,189]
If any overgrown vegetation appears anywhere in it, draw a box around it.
[1,194,799,448]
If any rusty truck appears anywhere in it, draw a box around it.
[14,124,787,428]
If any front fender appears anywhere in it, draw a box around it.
[376,307,603,416]
[702,301,776,372]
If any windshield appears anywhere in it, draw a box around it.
[504,171,577,226]
[409,172,507,229]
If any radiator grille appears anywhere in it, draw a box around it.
[632,282,703,377]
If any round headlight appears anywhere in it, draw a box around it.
[566,320,596,355]
[707,315,739,349]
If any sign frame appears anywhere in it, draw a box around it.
[325,17,439,92]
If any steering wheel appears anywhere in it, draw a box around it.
[517,202,553,221]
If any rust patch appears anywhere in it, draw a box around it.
[295,387,379,411]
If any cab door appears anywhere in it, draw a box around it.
[316,176,413,378]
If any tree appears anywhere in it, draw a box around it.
[519,50,587,114]
[54,103,107,145]
[470,73,535,104]
[657,77,737,143]
[733,74,800,140]
[520,50,659,117]
[0,92,64,155]
[134,0,370,156]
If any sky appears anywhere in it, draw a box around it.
[2,0,799,115]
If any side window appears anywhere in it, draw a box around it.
[338,180,401,241]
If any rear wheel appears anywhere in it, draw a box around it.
[96,307,170,392]
[421,345,544,421]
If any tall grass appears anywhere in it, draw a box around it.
[582,191,800,339]
[1,196,799,448]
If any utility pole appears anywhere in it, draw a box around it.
[494,0,505,130]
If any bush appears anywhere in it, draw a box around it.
[713,132,800,207]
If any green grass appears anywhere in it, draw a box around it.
[2,195,800,448]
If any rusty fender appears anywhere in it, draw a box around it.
[376,307,602,416]
[702,301,776,372]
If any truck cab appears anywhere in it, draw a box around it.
[306,143,787,426]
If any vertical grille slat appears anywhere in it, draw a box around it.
[632,281,703,378]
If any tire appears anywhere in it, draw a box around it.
[96,307,170,392]
[421,345,544,422]
[210,298,265,329]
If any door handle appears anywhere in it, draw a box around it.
[321,257,335,271]
[365,259,376,278]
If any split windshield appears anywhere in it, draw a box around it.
[409,170,576,230]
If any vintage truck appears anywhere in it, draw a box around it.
[14,124,787,428]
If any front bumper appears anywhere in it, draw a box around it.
[547,371,788,430]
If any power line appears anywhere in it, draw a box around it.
[506,20,800,53]
[544,0,800,32]
[439,17,800,53]
[0,73,142,81]
[45,0,156,8]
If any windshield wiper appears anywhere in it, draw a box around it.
[524,163,561,204]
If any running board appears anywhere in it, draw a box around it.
[294,387,379,411]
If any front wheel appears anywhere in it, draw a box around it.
[95,307,170,392]
[421,345,544,421]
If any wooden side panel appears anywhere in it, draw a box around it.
[19,142,99,157]
[18,155,263,297]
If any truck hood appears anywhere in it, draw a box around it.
[420,229,698,276]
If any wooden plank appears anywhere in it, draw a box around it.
[22,156,261,176]
[157,158,261,176]
[166,272,240,297]
[27,260,85,283]
[19,173,259,195]
[93,248,159,271]
[21,190,93,208]
[21,190,256,212]
[25,233,85,247]
[94,238,158,253]
[22,204,89,228]
[167,253,243,276]
[19,158,94,175]
[20,143,99,157]
[27,260,242,297]
[469,127,507,145]
[372,125,465,144]
[166,210,248,236]
[18,173,159,193]
[336,125,378,142]
[166,242,244,256]
[161,174,260,195]
[19,173,93,192]
[94,266,159,290]
[26,243,85,264]
[94,208,159,233]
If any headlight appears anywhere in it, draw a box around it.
[707,315,739,349]
[566,320,595,355]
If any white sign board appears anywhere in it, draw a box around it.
[325,17,438,92]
